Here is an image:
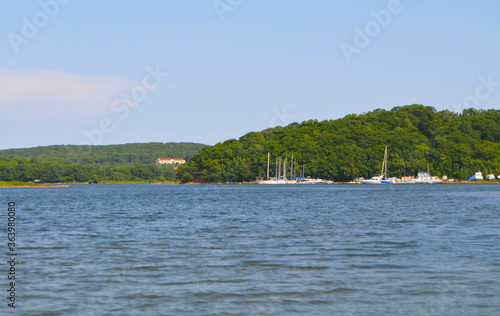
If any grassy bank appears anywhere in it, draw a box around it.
[0,181,44,187]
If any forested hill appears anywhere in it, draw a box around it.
[0,142,207,167]
[176,105,500,183]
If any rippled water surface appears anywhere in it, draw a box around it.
[2,184,500,315]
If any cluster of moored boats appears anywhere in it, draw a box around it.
[465,171,500,181]
[257,152,333,184]
[259,177,333,185]
[359,173,444,184]
[359,146,444,184]
[257,148,495,185]
[359,170,496,184]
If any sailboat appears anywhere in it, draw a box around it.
[258,153,333,184]
[361,146,393,184]
[258,153,288,184]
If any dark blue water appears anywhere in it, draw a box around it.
[1,184,500,315]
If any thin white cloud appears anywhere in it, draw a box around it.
[0,69,135,118]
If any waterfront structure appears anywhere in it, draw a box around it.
[155,158,186,165]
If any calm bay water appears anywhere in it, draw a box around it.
[1,184,500,315]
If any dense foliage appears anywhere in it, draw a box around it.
[0,157,178,183]
[176,105,500,183]
[0,142,207,183]
[0,142,207,167]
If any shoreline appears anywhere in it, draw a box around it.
[2,180,499,188]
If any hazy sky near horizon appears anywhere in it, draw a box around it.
[1,0,500,149]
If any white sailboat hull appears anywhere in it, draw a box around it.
[361,179,393,184]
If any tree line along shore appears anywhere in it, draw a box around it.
[2,105,500,184]
[0,143,205,184]
[176,105,500,183]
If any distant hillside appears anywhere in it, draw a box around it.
[0,142,208,167]
[176,105,500,183]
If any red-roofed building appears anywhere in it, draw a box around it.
[155,158,186,165]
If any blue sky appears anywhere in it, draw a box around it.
[1,0,500,149]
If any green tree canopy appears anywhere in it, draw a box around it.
[177,105,500,183]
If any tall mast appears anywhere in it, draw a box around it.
[293,158,297,178]
[267,152,270,180]
[382,145,388,179]
[290,155,293,179]
[278,157,281,179]
[275,157,278,179]
[382,147,385,178]
[283,158,287,179]
[283,155,287,179]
